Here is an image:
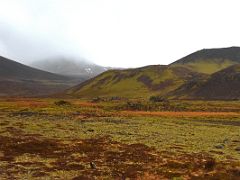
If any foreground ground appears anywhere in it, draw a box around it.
[0,98,239,179]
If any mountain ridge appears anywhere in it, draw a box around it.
[66,65,206,99]
[0,56,82,97]
[0,56,69,80]
[171,46,240,74]
[65,47,240,100]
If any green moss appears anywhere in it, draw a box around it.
[70,66,192,99]
[183,59,237,74]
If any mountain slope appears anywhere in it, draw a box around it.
[66,47,240,100]
[0,56,82,97]
[31,58,109,78]
[196,64,240,99]
[0,56,69,80]
[66,65,205,98]
[171,47,240,74]
[171,64,240,100]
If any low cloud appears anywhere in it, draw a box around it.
[0,0,239,67]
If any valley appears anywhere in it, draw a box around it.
[1,1,240,179]
[0,47,240,179]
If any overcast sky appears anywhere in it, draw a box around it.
[0,0,240,67]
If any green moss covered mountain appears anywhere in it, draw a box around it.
[66,47,240,100]
[171,47,240,74]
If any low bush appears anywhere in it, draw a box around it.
[149,96,168,103]
[115,100,188,111]
[91,96,127,103]
[54,100,71,106]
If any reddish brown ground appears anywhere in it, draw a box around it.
[0,131,239,179]
[0,98,240,179]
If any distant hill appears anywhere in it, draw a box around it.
[171,47,240,74]
[66,65,205,98]
[66,47,240,100]
[31,58,109,78]
[0,56,82,97]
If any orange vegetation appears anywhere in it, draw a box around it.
[119,111,240,118]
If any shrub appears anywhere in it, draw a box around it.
[92,96,126,103]
[149,96,168,103]
[54,100,71,106]
[126,101,145,110]
[109,96,124,101]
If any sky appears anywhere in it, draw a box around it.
[0,0,240,68]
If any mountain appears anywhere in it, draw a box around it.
[171,64,240,100]
[66,47,240,100]
[171,47,240,74]
[66,65,205,98]
[0,56,82,97]
[31,58,109,78]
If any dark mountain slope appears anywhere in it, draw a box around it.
[194,64,240,99]
[0,56,68,80]
[171,47,240,74]
[0,56,82,97]
[171,65,240,100]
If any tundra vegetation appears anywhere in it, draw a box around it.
[0,98,239,179]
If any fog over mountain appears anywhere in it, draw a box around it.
[1,0,240,67]
[0,56,83,97]
[31,58,109,78]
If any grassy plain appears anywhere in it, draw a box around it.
[0,98,239,179]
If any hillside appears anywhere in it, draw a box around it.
[66,65,205,98]
[171,64,240,100]
[66,47,240,100]
[0,56,82,97]
[31,58,109,78]
[171,47,240,74]
[196,64,240,99]
[0,56,69,80]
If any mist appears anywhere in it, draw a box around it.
[0,0,240,67]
